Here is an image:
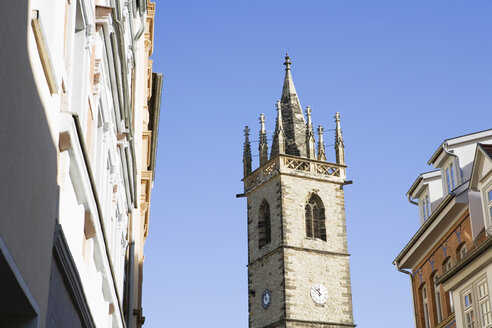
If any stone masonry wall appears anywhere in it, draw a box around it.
[281,174,353,326]
[249,251,285,328]
[281,175,348,254]
[248,175,283,263]
[248,174,285,328]
[246,167,354,327]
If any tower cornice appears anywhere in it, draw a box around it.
[242,154,347,195]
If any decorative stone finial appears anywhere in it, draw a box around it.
[317,125,327,161]
[259,114,269,166]
[306,106,312,124]
[306,106,316,159]
[270,101,285,157]
[284,53,292,71]
[243,126,252,177]
[334,112,345,164]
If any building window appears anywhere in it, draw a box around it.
[478,280,492,327]
[443,257,453,274]
[487,187,492,229]
[463,290,476,328]
[258,200,271,248]
[433,273,443,324]
[421,193,431,221]
[446,162,456,193]
[457,243,467,261]
[305,193,326,241]
[422,284,431,328]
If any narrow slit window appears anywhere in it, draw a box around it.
[258,200,271,248]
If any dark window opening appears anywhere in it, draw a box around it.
[305,193,326,241]
[258,200,271,248]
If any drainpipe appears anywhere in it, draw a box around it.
[408,195,418,206]
[126,239,135,328]
[66,112,127,328]
[394,262,418,328]
[111,2,147,326]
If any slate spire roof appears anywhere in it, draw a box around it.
[276,53,307,157]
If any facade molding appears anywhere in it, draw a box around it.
[52,224,96,328]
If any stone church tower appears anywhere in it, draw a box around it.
[241,55,355,328]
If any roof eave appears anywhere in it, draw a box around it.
[393,193,455,267]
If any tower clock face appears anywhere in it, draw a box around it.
[310,284,328,305]
[261,289,272,309]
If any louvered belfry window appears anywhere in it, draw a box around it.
[258,200,271,248]
[305,193,327,241]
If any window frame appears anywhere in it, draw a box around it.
[483,182,492,233]
[458,243,468,261]
[304,193,326,241]
[477,280,492,327]
[420,191,431,222]
[433,273,443,324]
[443,257,453,274]
[463,289,475,328]
[422,284,431,328]
[445,161,457,193]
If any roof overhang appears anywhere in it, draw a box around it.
[394,184,469,269]
[427,129,492,167]
[407,170,441,199]
[470,144,492,191]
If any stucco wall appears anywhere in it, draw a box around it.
[0,1,59,327]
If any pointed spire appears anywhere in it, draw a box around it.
[305,106,316,159]
[271,100,285,157]
[334,112,345,165]
[259,113,269,166]
[243,126,252,177]
[280,53,307,157]
[282,53,297,98]
[317,125,327,161]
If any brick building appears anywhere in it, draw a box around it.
[394,131,492,328]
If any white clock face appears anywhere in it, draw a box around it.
[310,284,328,305]
[262,289,272,309]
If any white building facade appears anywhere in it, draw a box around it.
[0,0,161,327]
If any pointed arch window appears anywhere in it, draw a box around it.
[305,193,326,241]
[258,200,271,248]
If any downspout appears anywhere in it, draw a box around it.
[408,195,418,206]
[126,239,135,328]
[394,262,418,328]
[112,2,147,326]
[111,18,137,207]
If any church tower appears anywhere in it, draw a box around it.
[241,55,355,328]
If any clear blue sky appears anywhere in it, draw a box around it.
[143,1,492,327]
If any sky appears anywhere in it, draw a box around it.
[143,1,492,327]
